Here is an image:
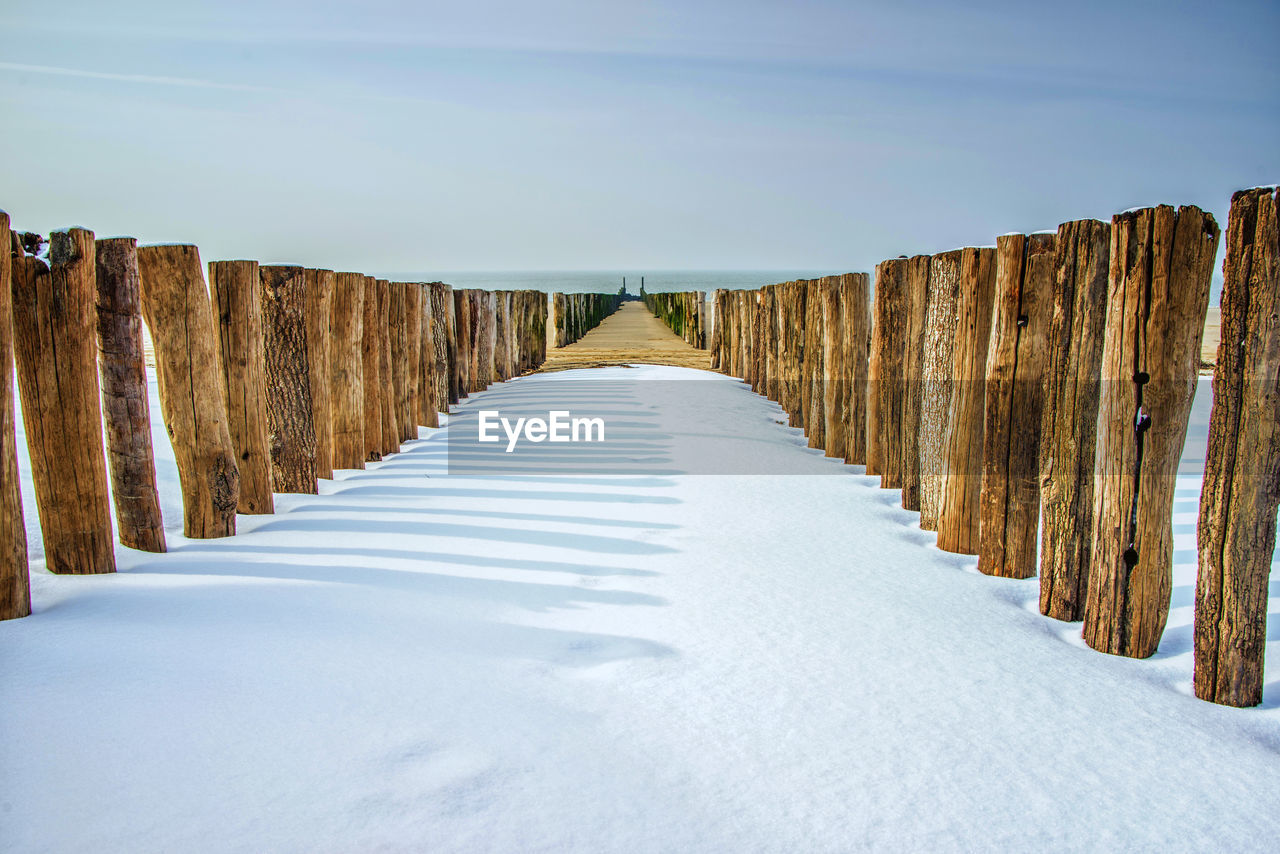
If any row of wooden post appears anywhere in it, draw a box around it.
[643,291,706,348]
[710,191,1278,708]
[0,219,627,623]
[549,293,623,347]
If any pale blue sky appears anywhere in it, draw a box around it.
[1,1,1275,275]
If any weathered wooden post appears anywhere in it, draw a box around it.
[362,276,383,461]
[1194,187,1279,706]
[901,255,931,510]
[11,229,116,573]
[868,260,909,484]
[783,282,807,426]
[821,277,848,460]
[1084,205,1219,658]
[404,282,424,434]
[95,237,166,552]
[453,288,472,400]
[1,218,31,618]
[260,265,317,493]
[842,272,871,467]
[430,282,451,413]
[377,280,399,457]
[137,244,239,538]
[804,280,826,449]
[329,272,365,470]
[494,291,510,382]
[977,233,1055,578]
[919,250,963,528]
[208,260,273,514]
[1039,220,1110,619]
[305,269,335,479]
[936,248,997,555]
[388,281,410,441]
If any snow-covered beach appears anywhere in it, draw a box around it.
[3,365,1276,852]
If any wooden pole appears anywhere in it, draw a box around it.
[95,237,166,552]
[901,255,931,510]
[0,217,31,618]
[804,280,826,449]
[977,233,1055,578]
[453,288,472,400]
[388,281,410,441]
[405,282,424,434]
[936,248,997,555]
[821,277,847,460]
[11,229,115,572]
[377,279,399,457]
[137,244,239,538]
[1084,205,1219,659]
[305,269,335,479]
[208,260,273,514]
[919,251,963,529]
[1039,220,1110,619]
[329,272,365,470]
[842,273,871,467]
[362,276,383,461]
[868,260,908,484]
[260,265,317,493]
[1194,187,1280,707]
[430,283,451,414]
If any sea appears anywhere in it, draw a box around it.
[373,270,842,295]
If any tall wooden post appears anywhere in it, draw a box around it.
[901,255,931,510]
[362,276,383,461]
[1194,187,1279,706]
[821,277,848,460]
[1039,220,1110,619]
[304,269,335,479]
[936,248,997,555]
[919,250,963,529]
[260,265,317,494]
[868,260,909,484]
[430,283,451,415]
[95,237,166,552]
[978,233,1055,578]
[1,217,31,618]
[842,273,871,467]
[209,260,273,514]
[329,272,365,470]
[404,282,424,435]
[137,244,239,538]
[1084,205,1219,659]
[804,280,826,449]
[453,288,472,400]
[388,281,410,441]
[11,229,116,573]
[377,280,399,456]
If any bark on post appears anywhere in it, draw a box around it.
[304,269,335,479]
[329,272,365,470]
[1,217,31,618]
[842,273,871,467]
[804,280,826,450]
[208,260,273,514]
[260,265,317,493]
[1084,205,1219,659]
[868,260,909,484]
[901,255,931,510]
[405,282,425,433]
[936,248,997,555]
[377,280,399,457]
[388,281,409,441]
[95,237,166,552]
[430,283,451,414]
[1039,220,1110,620]
[1194,187,1280,706]
[919,251,963,529]
[11,229,116,572]
[137,244,239,538]
[977,233,1055,578]
[821,277,848,460]
[453,288,472,401]
[362,276,383,461]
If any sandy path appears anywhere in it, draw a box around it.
[539,301,713,371]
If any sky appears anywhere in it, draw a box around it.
[0,0,1276,276]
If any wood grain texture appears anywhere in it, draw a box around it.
[842,273,871,467]
[430,283,452,412]
[868,260,908,484]
[329,272,365,470]
[803,279,826,449]
[95,237,166,551]
[1039,220,1110,619]
[1194,187,1279,706]
[304,269,335,479]
[901,255,931,510]
[377,280,399,456]
[260,265,317,493]
[821,278,847,460]
[1084,205,1218,659]
[978,233,1055,578]
[919,251,963,529]
[11,229,116,572]
[405,282,427,432]
[0,218,31,618]
[453,288,472,401]
[362,276,383,461]
[137,244,239,538]
[936,248,997,555]
[388,281,410,442]
[209,259,273,513]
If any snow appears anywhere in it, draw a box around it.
[2,366,1278,852]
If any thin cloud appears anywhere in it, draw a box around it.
[0,61,278,92]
